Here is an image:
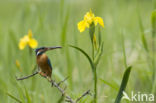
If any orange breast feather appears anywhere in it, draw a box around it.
[37,54,52,77]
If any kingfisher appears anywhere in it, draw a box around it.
[35,46,62,81]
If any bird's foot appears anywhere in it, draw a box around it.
[51,82,54,87]
[39,71,46,78]
[51,79,55,87]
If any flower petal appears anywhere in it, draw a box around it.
[19,39,27,50]
[23,35,29,42]
[28,29,33,38]
[28,39,38,48]
[94,17,104,27]
[77,20,89,32]
[16,60,20,68]
[84,9,95,24]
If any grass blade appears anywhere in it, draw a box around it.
[9,30,18,49]
[98,27,102,47]
[94,42,104,66]
[7,92,22,103]
[61,8,70,46]
[138,11,149,52]
[114,66,132,103]
[60,0,64,23]
[24,87,32,103]
[69,45,95,72]
[100,78,118,91]
[121,31,127,68]
[151,10,156,93]
[66,48,73,89]
[151,10,156,37]
[89,23,95,44]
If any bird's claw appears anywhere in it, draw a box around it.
[51,80,55,87]
[51,82,54,87]
[39,71,47,78]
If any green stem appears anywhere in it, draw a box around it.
[92,38,97,103]
[89,22,97,102]
[91,37,97,103]
[152,38,155,80]
[121,32,127,68]
[92,44,94,60]
[152,32,156,93]
[28,46,32,56]
[151,10,156,92]
[66,48,73,89]
[94,68,97,103]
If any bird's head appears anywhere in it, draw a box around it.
[35,46,62,56]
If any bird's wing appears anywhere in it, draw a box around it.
[47,58,52,70]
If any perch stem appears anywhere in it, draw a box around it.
[16,71,38,80]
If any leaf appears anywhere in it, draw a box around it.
[60,0,64,23]
[57,96,64,103]
[89,23,95,43]
[69,45,95,72]
[24,87,32,103]
[121,32,127,68]
[99,78,118,91]
[151,10,156,37]
[114,66,132,103]
[94,42,104,66]
[61,8,70,46]
[138,12,149,51]
[17,86,25,103]
[9,30,18,49]
[66,48,73,89]
[6,92,22,103]
[98,27,102,47]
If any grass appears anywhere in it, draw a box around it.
[0,0,155,103]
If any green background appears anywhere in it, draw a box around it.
[0,0,155,103]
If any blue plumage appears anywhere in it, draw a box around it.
[47,58,52,70]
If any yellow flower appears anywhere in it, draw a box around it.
[78,20,89,32]
[19,29,38,50]
[77,9,104,32]
[15,60,22,72]
[15,60,20,68]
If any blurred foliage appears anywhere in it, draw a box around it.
[0,0,155,103]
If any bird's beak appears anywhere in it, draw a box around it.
[47,46,62,51]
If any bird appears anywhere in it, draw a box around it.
[35,46,61,81]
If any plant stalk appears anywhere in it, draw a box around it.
[93,68,97,103]
[92,38,97,103]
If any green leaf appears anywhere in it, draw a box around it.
[151,10,156,37]
[98,27,102,47]
[94,42,104,66]
[17,86,25,103]
[99,78,118,91]
[57,96,64,103]
[114,66,132,103]
[7,92,22,103]
[138,12,149,51]
[24,87,32,103]
[60,0,64,23]
[61,8,70,46]
[69,45,95,72]
[9,30,18,49]
[89,23,95,43]
[121,32,128,68]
